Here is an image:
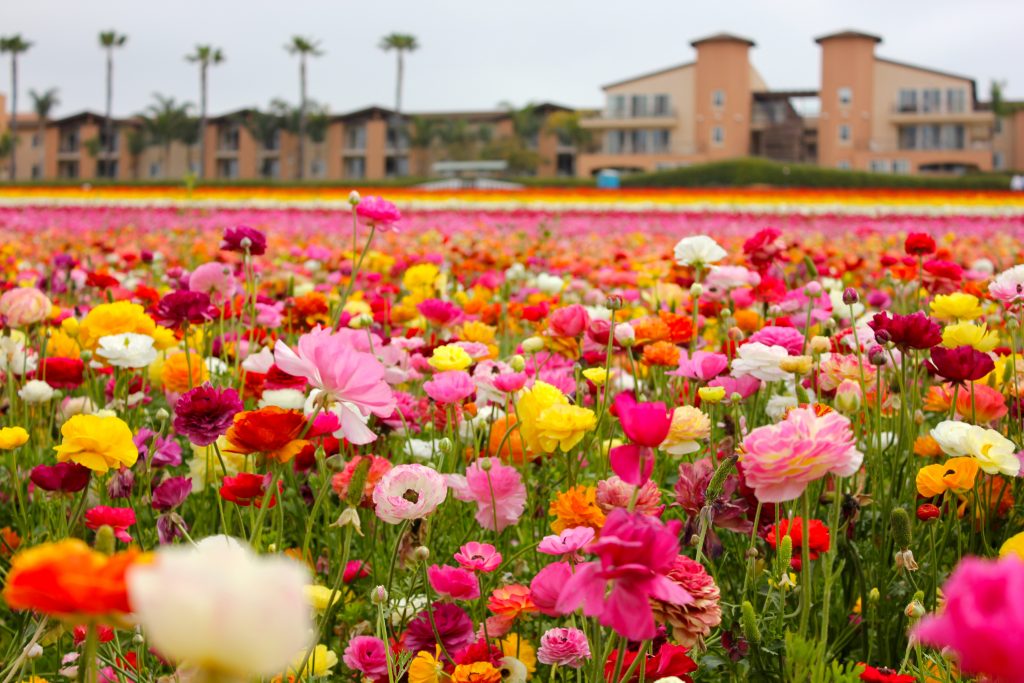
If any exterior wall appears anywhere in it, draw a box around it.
[365,118,387,180]
[818,35,877,169]
[694,40,753,160]
[324,121,344,178]
[992,110,1024,171]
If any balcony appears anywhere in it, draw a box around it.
[582,112,679,130]
[888,107,993,124]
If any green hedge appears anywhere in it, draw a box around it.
[619,157,1015,190]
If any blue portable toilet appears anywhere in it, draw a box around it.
[596,169,620,189]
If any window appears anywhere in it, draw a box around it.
[898,89,918,113]
[31,133,40,148]
[57,160,79,178]
[712,90,725,108]
[260,158,280,179]
[630,130,648,153]
[216,158,239,178]
[96,159,119,178]
[31,164,41,179]
[605,130,626,154]
[837,160,851,170]
[940,123,964,150]
[345,125,367,150]
[711,126,724,145]
[651,129,670,153]
[310,159,325,177]
[920,124,940,149]
[995,118,1003,134]
[946,88,966,113]
[652,94,671,117]
[922,88,941,113]
[149,162,161,178]
[387,126,408,150]
[899,126,917,150]
[838,124,851,143]
[343,156,366,179]
[59,129,79,153]
[630,95,648,118]
[607,95,626,118]
[994,152,1006,170]
[385,156,409,177]
[893,159,911,174]
[838,87,852,106]
[869,159,890,173]
[218,125,240,152]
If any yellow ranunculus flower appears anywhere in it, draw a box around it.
[582,367,608,385]
[698,386,726,403]
[941,321,998,352]
[535,404,597,453]
[408,647,444,683]
[1000,531,1024,560]
[151,326,178,351]
[53,414,138,473]
[428,344,472,372]
[929,293,984,321]
[499,634,537,676]
[459,321,497,345]
[78,301,156,350]
[915,457,980,497]
[303,585,342,612]
[288,644,337,678]
[0,427,29,450]
[46,329,82,359]
[516,381,569,454]
[402,263,440,294]
[158,350,209,394]
[662,406,710,456]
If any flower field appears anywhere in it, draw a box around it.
[0,186,1023,683]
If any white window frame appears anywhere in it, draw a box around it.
[711,126,724,145]
[838,123,851,144]
[838,87,852,106]
[712,90,725,108]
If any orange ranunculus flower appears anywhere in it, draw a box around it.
[3,539,141,617]
[451,662,503,683]
[549,485,606,533]
[487,415,530,464]
[159,350,209,394]
[0,527,20,556]
[288,291,329,330]
[955,383,1008,424]
[916,457,980,498]
[657,310,694,344]
[632,317,671,346]
[226,407,308,462]
[922,384,955,413]
[542,334,580,360]
[487,584,536,620]
[643,340,681,367]
[913,435,944,458]
[733,309,761,333]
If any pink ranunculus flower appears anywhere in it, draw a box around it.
[446,458,526,532]
[188,261,238,304]
[454,542,502,573]
[538,526,596,561]
[708,374,761,400]
[0,287,52,327]
[427,564,481,601]
[417,298,462,326]
[492,371,528,394]
[547,304,590,338]
[555,509,693,640]
[423,370,476,405]
[342,635,388,682]
[273,326,396,445]
[669,350,729,381]
[595,476,664,517]
[613,392,672,447]
[372,464,447,525]
[530,561,573,617]
[748,325,805,356]
[740,406,863,503]
[355,196,401,231]
[537,627,591,668]
[912,555,1024,683]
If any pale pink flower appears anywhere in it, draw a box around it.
[454,542,502,573]
[538,527,595,561]
[188,262,238,304]
[740,406,863,503]
[423,370,475,405]
[372,464,447,524]
[537,628,591,668]
[988,264,1024,305]
[445,458,525,532]
[748,326,805,355]
[669,351,729,381]
[0,287,51,327]
[595,476,664,517]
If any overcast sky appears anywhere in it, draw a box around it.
[4,0,1024,118]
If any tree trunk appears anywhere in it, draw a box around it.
[9,55,17,180]
[104,48,116,177]
[297,56,307,180]
[199,63,207,180]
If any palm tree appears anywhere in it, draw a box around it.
[1,34,32,180]
[379,33,419,165]
[185,45,225,180]
[28,88,59,178]
[141,94,192,179]
[99,31,128,174]
[285,36,323,180]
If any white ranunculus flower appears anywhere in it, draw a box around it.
[535,273,566,295]
[730,342,791,382]
[962,424,1020,476]
[500,656,529,683]
[18,379,54,403]
[673,235,727,267]
[930,420,973,458]
[0,336,37,374]
[259,388,307,410]
[96,333,158,368]
[766,394,799,421]
[127,536,313,679]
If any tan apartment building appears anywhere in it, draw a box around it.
[577,29,1012,177]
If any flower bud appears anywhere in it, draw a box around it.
[916,503,941,522]
[689,283,703,298]
[868,345,888,366]
[478,457,492,471]
[94,525,116,556]
[704,455,737,504]
[868,587,880,604]
[804,281,823,298]
[509,355,526,372]
[727,326,744,341]
[835,379,862,413]
[905,599,926,620]
[740,601,761,645]
[890,507,913,549]
[842,287,859,305]
[605,295,624,311]
[777,534,793,575]
[155,407,170,421]
[698,386,726,404]
[809,336,831,354]
[132,633,145,646]
[348,190,361,206]
[412,546,430,562]
[522,336,545,353]
[613,323,636,347]
[371,585,389,605]
[23,643,42,659]
[436,437,453,455]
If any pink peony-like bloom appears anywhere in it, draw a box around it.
[537,627,591,668]
[446,458,526,532]
[492,371,528,394]
[538,526,596,561]
[405,602,475,655]
[707,374,761,400]
[547,304,590,338]
[372,464,448,525]
[84,505,136,543]
[189,262,238,304]
[748,325,805,355]
[417,298,462,326]
[555,509,693,640]
[596,476,664,517]
[989,265,1024,305]
[669,351,729,382]
[356,196,401,231]
[530,561,572,617]
[220,225,266,255]
[740,406,863,503]
[342,635,388,682]
[173,384,243,447]
[274,327,396,444]
[423,370,476,405]
[427,565,481,601]
[0,287,52,327]
[912,555,1024,683]
[651,555,723,647]
[454,542,502,573]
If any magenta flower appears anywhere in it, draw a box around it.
[708,375,761,400]
[30,462,90,493]
[84,506,136,543]
[913,555,1024,683]
[427,565,481,601]
[530,561,573,617]
[356,196,401,231]
[609,444,655,486]
[274,327,396,445]
[155,290,218,328]
[555,509,693,640]
[669,351,729,381]
[220,225,267,255]
[173,384,243,446]
[748,326,805,355]
[538,527,595,561]
[417,298,462,326]
[537,627,591,668]
[614,392,672,447]
[134,428,182,467]
[547,304,590,338]
[454,542,502,573]
[446,458,526,532]
[740,407,863,503]
[423,370,476,405]
[405,603,475,655]
[342,635,388,682]
[151,476,192,512]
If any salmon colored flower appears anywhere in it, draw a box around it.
[53,414,138,474]
[487,584,536,620]
[451,662,502,683]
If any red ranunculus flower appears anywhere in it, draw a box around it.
[764,517,830,570]
[927,345,995,386]
[604,643,698,683]
[904,232,937,256]
[36,356,84,389]
[219,472,280,508]
[868,311,942,350]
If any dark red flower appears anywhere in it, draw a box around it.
[220,225,267,256]
[764,517,830,570]
[86,272,120,289]
[904,232,937,256]
[219,472,280,508]
[155,290,217,328]
[173,384,243,446]
[29,462,91,493]
[868,312,942,350]
[36,356,84,389]
[927,345,994,386]
[858,663,916,682]
[916,504,941,522]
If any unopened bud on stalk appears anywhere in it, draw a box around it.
[835,379,862,413]
[868,345,888,366]
[605,295,624,311]
[132,633,145,646]
[371,585,389,605]
[240,237,252,250]
[905,593,926,620]
[719,308,732,319]
[94,525,116,556]
[740,601,761,645]
[412,546,430,562]
[745,547,759,560]
[155,407,170,421]
[478,458,493,471]
[890,507,913,549]
[727,326,744,341]
[1008,317,1020,332]
[842,287,859,305]
[509,355,526,372]
[436,437,453,455]
[348,190,361,206]
[868,587,880,604]
[809,336,831,354]
[522,336,545,353]
[23,643,42,659]
[704,455,737,504]
[804,281,823,298]
[689,283,703,298]
[777,535,793,574]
